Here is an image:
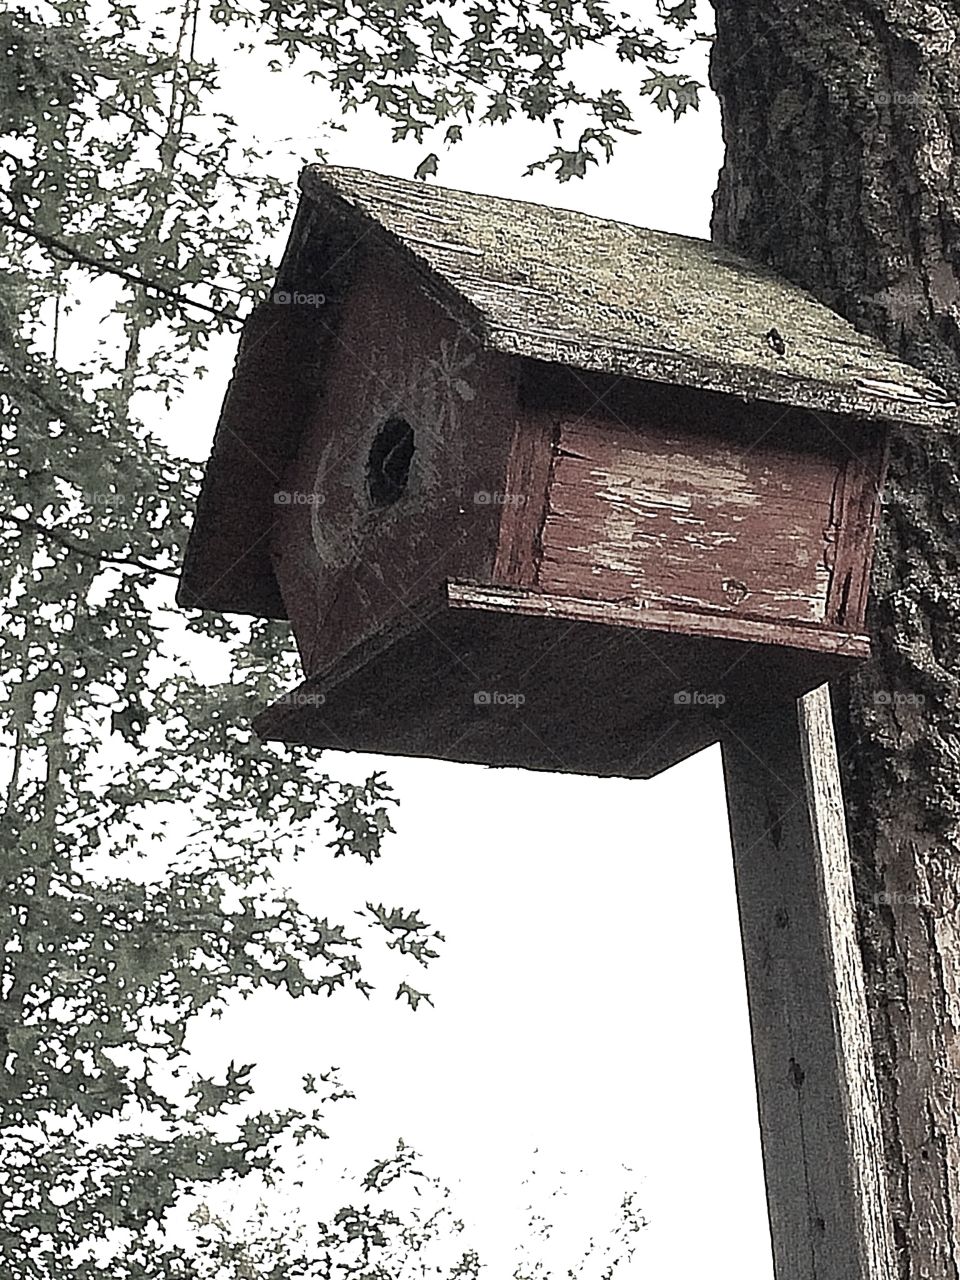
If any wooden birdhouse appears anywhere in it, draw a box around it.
[178,166,954,779]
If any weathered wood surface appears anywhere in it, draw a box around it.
[181,166,927,641]
[300,164,955,430]
[722,685,893,1280]
[508,370,887,636]
[539,416,839,625]
[491,409,555,587]
[449,581,870,657]
[255,585,856,779]
[268,238,514,677]
[822,435,887,630]
[177,201,361,618]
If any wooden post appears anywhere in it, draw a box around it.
[721,685,893,1280]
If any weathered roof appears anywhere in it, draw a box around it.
[300,164,956,430]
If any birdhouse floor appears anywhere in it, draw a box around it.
[254,582,867,780]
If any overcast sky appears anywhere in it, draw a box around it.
[159,9,775,1275]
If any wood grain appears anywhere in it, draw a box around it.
[299,164,956,430]
[448,581,870,658]
[721,686,894,1279]
[255,585,860,779]
[491,410,556,586]
[539,417,840,625]
[268,238,514,677]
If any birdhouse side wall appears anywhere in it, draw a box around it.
[270,240,518,677]
[496,368,885,640]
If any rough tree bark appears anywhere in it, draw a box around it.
[709,4,960,1276]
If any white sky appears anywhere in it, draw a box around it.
[155,8,775,1275]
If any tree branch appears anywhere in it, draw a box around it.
[2,216,244,326]
[2,513,180,580]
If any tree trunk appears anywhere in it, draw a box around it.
[709,4,960,1276]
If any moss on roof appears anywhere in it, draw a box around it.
[300,164,955,431]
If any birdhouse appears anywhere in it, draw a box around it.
[178,166,954,779]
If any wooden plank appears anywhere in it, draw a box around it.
[257,583,860,780]
[539,417,841,625]
[824,432,889,631]
[446,580,871,658]
[492,410,556,587]
[299,165,958,431]
[721,685,893,1279]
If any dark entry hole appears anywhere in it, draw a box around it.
[367,417,415,507]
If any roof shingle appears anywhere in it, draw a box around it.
[300,164,956,430]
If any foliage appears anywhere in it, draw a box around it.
[0,0,694,1272]
[182,1142,645,1278]
[217,0,702,181]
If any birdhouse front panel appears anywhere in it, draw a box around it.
[179,165,955,779]
[269,238,517,678]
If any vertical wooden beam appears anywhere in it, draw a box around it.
[721,685,893,1280]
